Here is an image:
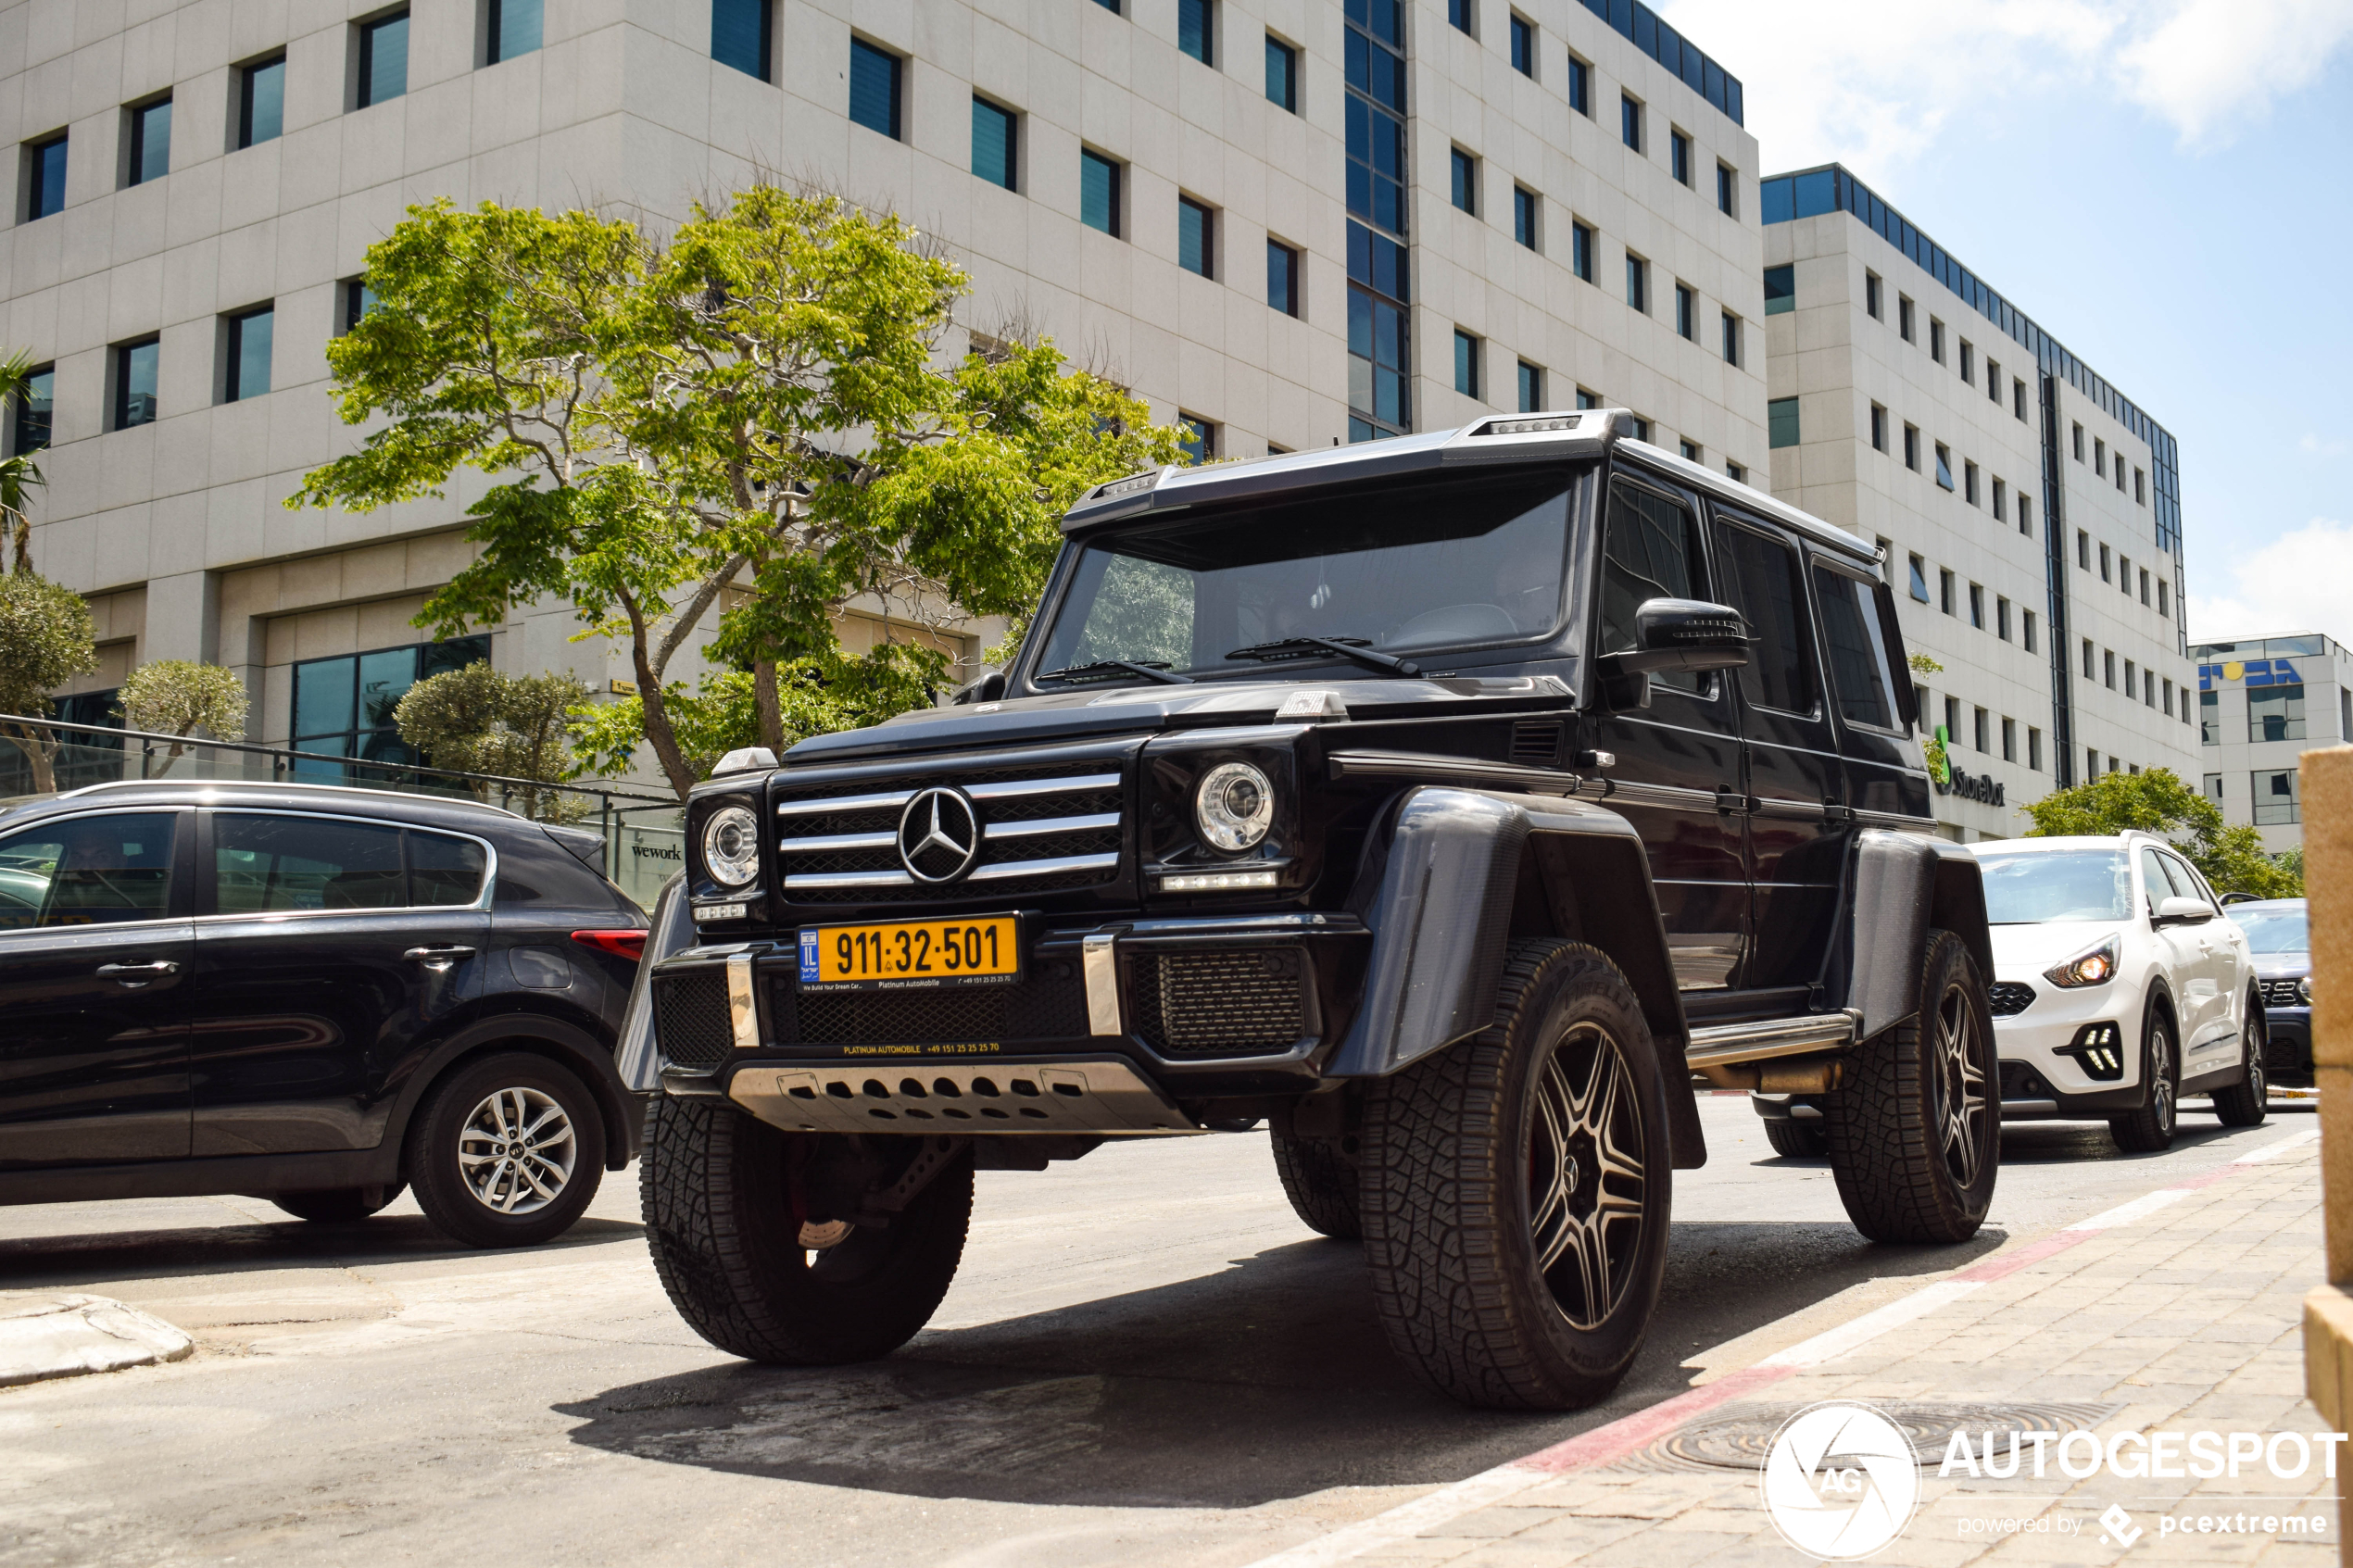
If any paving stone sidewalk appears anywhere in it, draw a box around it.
[1352,1140,2336,1566]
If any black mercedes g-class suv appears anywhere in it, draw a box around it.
[637,410,1998,1411]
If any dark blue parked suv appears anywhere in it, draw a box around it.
[0,780,648,1247]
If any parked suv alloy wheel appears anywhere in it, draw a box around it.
[1361,939,1671,1411]
[2108,1010,2180,1153]
[2212,988,2270,1128]
[407,1052,607,1248]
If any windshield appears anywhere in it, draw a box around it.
[1977,850,2132,923]
[2234,906,2309,953]
[1032,470,1580,681]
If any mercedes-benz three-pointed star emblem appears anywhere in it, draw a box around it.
[898,786,981,883]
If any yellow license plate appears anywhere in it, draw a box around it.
[799,916,1021,990]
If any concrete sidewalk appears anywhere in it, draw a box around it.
[1256,1127,2335,1566]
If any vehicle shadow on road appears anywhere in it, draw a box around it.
[553,1217,2003,1509]
[0,1214,644,1290]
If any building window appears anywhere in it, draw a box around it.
[1080,149,1122,235]
[2071,421,2085,461]
[2002,717,2016,762]
[1267,239,1300,316]
[1933,443,1954,490]
[342,278,378,333]
[125,96,171,187]
[1177,196,1214,278]
[2104,649,2116,690]
[2098,542,2111,583]
[292,637,492,771]
[1567,55,1589,114]
[1992,477,2007,521]
[1963,460,1978,506]
[2135,468,2146,505]
[1509,13,1534,74]
[2125,660,2136,699]
[1969,583,1983,629]
[1620,94,1642,152]
[2136,565,2148,604]
[2014,379,2028,420]
[2022,609,2036,652]
[357,10,410,108]
[1903,423,1919,471]
[1768,396,1799,449]
[2077,530,2090,571]
[1454,330,1480,398]
[112,338,159,430]
[1516,360,1542,412]
[1625,254,1647,312]
[1449,0,1474,33]
[238,56,286,147]
[2203,771,2224,805]
[12,364,53,454]
[2162,678,2173,717]
[1451,147,1476,214]
[1996,596,2011,641]
[2158,579,2170,617]
[1869,404,1887,452]
[1929,319,1944,364]
[1570,221,1594,282]
[1576,388,1598,410]
[2018,495,2032,537]
[1762,263,1793,314]
[1943,696,1960,743]
[23,133,66,220]
[1864,271,1881,320]
[1958,340,1972,384]
[1178,0,1213,63]
[2250,684,2307,742]
[2086,747,2098,776]
[1973,708,1988,753]
[2200,689,2219,745]
[1674,283,1694,340]
[1939,569,1955,617]
[1669,129,1691,186]
[972,98,1018,190]
[1716,162,1735,216]
[2115,458,2127,495]
[1897,295,1914,342]
[2094,436,2106,477]
[2029,727,2043,771]
[1265,34,1298,110]
[1680,438,1700,462]
[849,40,902,138]
[488,0,544,63]
[1178,415,1215,463]
[1628,414,1650,441]
[2082,638,2095,680]
[712,0,774,75]
[222,306,272,402]
[1344,0,1408,442]
[1721,311,1741,366]
[1514,186,1538,249]
[2254,770,2301,825]
[1726,460,1746,483]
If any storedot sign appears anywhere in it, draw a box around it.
[1928,726,2006,806]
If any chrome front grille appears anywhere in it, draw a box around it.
[2261,978,2307,1009]
[773,761,1125,902]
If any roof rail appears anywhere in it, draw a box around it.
[57,778,527,819]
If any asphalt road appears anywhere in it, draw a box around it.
[0,1095,2316,1567]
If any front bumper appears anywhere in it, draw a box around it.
[2266,1005,2312,1080]
[648,913,1369,1131]
[1990,970,2147,1117]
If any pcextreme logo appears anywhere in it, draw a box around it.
[1761,1402,1922,1561]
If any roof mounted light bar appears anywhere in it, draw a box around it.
[1476,413,1586,437]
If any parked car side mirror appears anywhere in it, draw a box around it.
[954,671,1008,706]
[2155,896,2213,926]
[1603,599,1754,677]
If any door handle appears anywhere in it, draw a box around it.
[404,946,477,972]
[96,960,180,987]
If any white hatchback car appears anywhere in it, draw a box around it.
[1968,833,2267,1152]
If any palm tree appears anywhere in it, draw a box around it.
[0,352,47,573]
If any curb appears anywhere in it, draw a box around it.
[0,1294,195,1388]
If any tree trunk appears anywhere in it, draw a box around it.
[632,640,698,801]
[753,659,785,755]
[3,728,57,793]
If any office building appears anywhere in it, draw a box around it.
[1761,163,2196,839]
[2190,633,2353,853]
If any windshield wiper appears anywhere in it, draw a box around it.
[1225,635,1421,678]
[1035,659,1194,686]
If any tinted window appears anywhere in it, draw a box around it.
[411,831,489,907]
[0,812,176,929]
[215,814,404,912]
[1977,850,2130,923]
[1600,480,1707,695]
[2158,852,2214,912]
[494,830,625,910]
[1813,567,1895,728]
[1719,523,1816,715]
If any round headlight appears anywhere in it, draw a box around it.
[1195,762,1275,853]
[2299,974,2314,1005]
[700,805,761,886]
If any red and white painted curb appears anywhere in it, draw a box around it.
[1243,1125,2321,1568]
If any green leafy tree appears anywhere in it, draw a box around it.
[291,189,1185,800]
[393,660,594,821]
[2020,767,2302,898]
[0,570,97,794]
[0,353,47,574]
[119,660,248,773]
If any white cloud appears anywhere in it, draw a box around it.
[1655,0,2353,172]
[2300,433,2348,458]
[2187,516,2353,643]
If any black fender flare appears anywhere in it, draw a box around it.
[1827,830,1994,1040]
[1327,785,1703,1168]
[380,1011,641,1173]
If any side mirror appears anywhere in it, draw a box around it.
[1601,599,1753,677]
[953,671,1008,707]
[2155,896,2213,926]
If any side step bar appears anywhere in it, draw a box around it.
[1686,1010,1860,1070]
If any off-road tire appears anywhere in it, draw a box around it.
[1823,929,1998,1244]
[407,1052,606,1248]
[641,1095,972,1364]
[2212,993,2270,1127]
[1361,939,1672,1411]
[1271,1129,1363,1239]
[1764,1119,1828,1160]
[272,1183,406,1223]
[2109,1010,2181,1153]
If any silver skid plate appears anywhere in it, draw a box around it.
[727,1058,1205,1136]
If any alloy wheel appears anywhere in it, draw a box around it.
[1528,1022,1648,1332]
[1931,982,1989,1187]
[2246,1025,2268,1103]
[2150,1029,2175,1134]
[459,1086,577,1215]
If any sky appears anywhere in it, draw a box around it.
[1655,0,2353,647]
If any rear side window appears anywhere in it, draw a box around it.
[1600,479,1710,696]
[215,814,404,911]
[410,830,489,906]
[1718,522,1817,716]
[494,828,627,910]
[0,812,177,928]
[1812,566,1897,730]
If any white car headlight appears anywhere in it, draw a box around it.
[1195,762,1275,853]
[2044,935,2120,989]
[700,804,761,887]
[2299,974,2314,1005]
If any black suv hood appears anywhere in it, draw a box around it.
[782,672,1576,764]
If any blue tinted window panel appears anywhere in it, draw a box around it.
[849,40,901,137]
[130,101,170,185]
[1760,177,1792,224]
[1179,0,1212,63]
[1081,151,1120,234]
[230,309,272,400]
[1793,169,1835,217]
[1179,200,1212,276]
[972,98,1017,188]
[712,0,774,79]
[118,341,159,428]
[29,137,67,220]
[492,0,544,60]
[1268,242,1297,315]
[242,58,285,146]
[359,14,409,107]
[1266,37,1297,109]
